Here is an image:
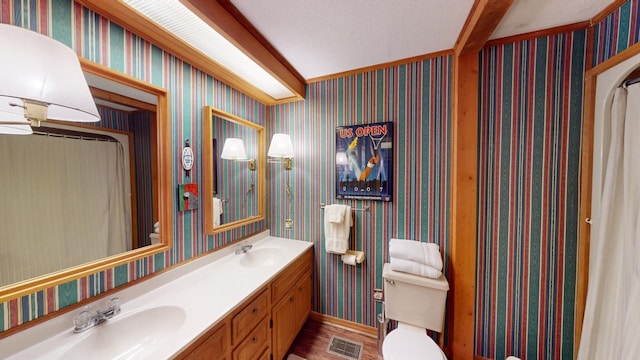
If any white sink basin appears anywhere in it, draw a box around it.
[239,247,283,268]
[62,306,186,360]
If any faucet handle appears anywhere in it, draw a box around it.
[73,308,95,333]
[106,297,121,315]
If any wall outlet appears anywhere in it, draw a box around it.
[285,218,293,230]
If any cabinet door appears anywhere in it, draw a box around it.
[184,323,229,360]
[294,271,312,330]
[271,289,297,360]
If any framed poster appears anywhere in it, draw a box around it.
[335,122,393,201]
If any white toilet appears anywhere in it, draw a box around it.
[382,263,450,359]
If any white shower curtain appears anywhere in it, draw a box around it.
[579,85,640,359]
[0,134,130,287]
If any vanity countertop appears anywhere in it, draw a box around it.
[0,231,313,359]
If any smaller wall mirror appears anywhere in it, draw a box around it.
[203,106,265,234]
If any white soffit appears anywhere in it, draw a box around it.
[491,0,617,40]
[230,0,475,80]
[123,0,294,100]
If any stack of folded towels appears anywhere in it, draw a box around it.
[389,238,443,278]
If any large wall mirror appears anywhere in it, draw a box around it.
[203,106,265,234]
[0,59,172,302]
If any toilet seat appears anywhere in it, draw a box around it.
[382,323,446,360]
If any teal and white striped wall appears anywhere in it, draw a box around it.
[268,58,453,328]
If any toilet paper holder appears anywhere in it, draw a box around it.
[341,250,365,265]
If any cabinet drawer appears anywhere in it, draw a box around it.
[272,249,312,303]
[232,317,269,360]
[232,289,269,344]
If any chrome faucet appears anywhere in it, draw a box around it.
[235,241,253,255]
[73,297,121,333]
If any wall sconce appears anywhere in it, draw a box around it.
[0,24,100,135]
[267,133,294,170]
[220,138,255,170]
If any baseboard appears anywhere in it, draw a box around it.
[309,312,378,338]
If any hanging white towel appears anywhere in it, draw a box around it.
[389,238,443,271]
[213,197,223,226]
[324,204,347,223]
[390,257,442,279]
[324,204,352,254]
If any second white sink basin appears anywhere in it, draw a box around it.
[239,247,283,268]
[62,306,186,360]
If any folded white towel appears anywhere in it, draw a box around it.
[324,205,352,254]
[390,257,442,279]
[213,197,223,227]
[389,238,443,271]
[324,204,347,223]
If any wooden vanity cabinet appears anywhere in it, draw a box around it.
[176,247,313,360]
[271,249,313,360]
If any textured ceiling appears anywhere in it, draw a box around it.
[230,0,616,80]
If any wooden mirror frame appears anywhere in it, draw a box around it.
[0,59,173,303]
[203,106,265,234]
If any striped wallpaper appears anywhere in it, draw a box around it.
[268,58,452,328]
[592,0,640,66]
[0,0,266,333]
[476,30,586,360]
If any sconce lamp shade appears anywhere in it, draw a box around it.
[0,24,100,134]
[220,138,248,160]
[267,133,294,158]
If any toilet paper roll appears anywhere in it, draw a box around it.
[341,254,357,266]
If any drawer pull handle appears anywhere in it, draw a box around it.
[290,295,294,302]
[252,336,258,343]
[252,308,258,314]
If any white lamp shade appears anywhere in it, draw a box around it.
[220,138,248,160]
[268,133,294,158]
[0,24,100,124]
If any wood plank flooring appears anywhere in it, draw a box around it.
[286,318,383,360]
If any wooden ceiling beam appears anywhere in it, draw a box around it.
[455,0,515,55]
[181,0,306,99]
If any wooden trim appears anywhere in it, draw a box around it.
[89,87,157,112]
[586,41,640,78]
[591,0,627,24]
[484,22,590,48]
[309,312,378,338]
[184,0,305,95]
[76,0,298,104]
[306,49,454,83]
[576,73,596,360]
[449,52,479,359]
[474,356,493,360]
[454,0,514,55]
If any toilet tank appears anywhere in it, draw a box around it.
[383,263,449,332]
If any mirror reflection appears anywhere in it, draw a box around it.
[203,106,265,234]
[0,62,165,289]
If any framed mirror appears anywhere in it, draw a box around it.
[0,59,172,302]
[203,106,265,234]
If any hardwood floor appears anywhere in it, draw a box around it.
[286,318,383,360]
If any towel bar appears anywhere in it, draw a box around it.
[319,203,369,212]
